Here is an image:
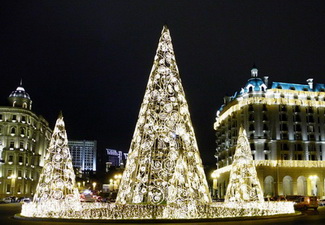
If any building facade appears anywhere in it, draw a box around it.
[213,66,325,199]
[0,83,52,198]
[68,140,97,177]
[105,149,127,171]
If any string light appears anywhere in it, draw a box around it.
[225,127,264,203]
[21,113,81,217]
[21,27,295,220]
[215,94,325,128]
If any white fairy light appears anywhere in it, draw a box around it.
[225,127,264,203]
[116,25,211,211]
[20,27,295,220]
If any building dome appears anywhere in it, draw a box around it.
[8,82,32,110]
[9,86,31,99]
[244,77,267,92]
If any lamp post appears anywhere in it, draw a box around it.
[92,182,97,190]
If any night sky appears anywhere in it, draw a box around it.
[1,1,325,165]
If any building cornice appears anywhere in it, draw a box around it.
[215,89,325,129]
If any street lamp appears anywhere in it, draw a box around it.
[92,182,97,190]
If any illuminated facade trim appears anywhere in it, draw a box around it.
[213,67,325,198]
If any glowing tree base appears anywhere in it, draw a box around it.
[21,201,294,220]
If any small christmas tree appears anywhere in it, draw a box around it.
[225,127,264,203]
[116,26,211,207]
[33,112,80,210]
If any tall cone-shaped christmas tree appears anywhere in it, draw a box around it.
[116,26,211,206]
[225,127,264,203]
[32,112,80,211]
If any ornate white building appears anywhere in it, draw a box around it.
[0,83,51,198]
[213,66,325,199]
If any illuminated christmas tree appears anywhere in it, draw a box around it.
[33,112,80,211]
[116,26,211,207]
[225,127,264,203]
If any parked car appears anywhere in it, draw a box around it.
[294,196,318,211]
[2,197,12,203]
[318,199,325,206]
[19,198,31,204]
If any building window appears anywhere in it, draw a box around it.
[7,169,12,177]
[248,104,254,112]
[280,123,288,131]
[294,133,302,140]
[307,125,315,133]
[18,170,22,177]
[309,144,316,151]
[279,114,288,121]
[20,128,25,136]
[295,144,303,151]
[281,143,289,150]
[308,134,315,141]
[294,115,301,122]
[12,115,17,121]
[262,114,268,121]
[249,124,254,131]
[294,106,300,112]
[250,143,255,150]
[10,127,16,135]
[280,133,288,140]
[281,154,288,160]
[265,154,269,160]
[307,115,314,123]
[294,124,302,132]
[279,105,287,112]
[307,107,314,114]
[249,114,254,121]
[8,155,14,163]
[262,104,267,111]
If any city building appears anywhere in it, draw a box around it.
[105,149,127,171]
[212,66,325,199]
[0,83,52,198]
[68,140,97,178]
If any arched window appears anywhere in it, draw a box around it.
[10,127,16,135]
[20,128,25,136]
[283,176,293,195]
[22,102,27,108]
[297,176,307,196]
[264,176,275,197]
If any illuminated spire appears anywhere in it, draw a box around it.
[32,112,80,210]
[225,127,264,203]
[116,26,211,207]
